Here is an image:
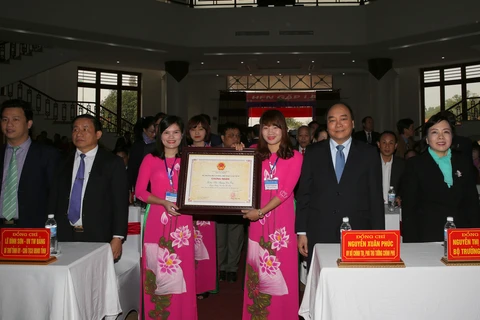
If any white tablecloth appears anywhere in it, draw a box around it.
[0,242,121,320]
[300,243,480,320]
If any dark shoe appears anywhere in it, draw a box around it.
[197,292,210,300]
[219,271,226,281]
[226,272,237,283]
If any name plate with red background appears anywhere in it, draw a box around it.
[341,230,401,262]
[0,228,51,261]
[447,229,480,261]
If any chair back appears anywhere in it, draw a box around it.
[124,206,142,254]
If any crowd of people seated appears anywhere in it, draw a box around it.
[1,97,479,320]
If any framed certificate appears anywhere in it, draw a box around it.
[177,147,261,215]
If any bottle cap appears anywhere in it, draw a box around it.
[343,217,349,222]
[48,214,54,219]
[447,216,454,222]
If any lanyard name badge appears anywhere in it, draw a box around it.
[165,158,178,203]
[265,157,279,190]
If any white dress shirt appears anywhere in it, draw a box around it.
[381,155,393,203]
[69,146,98,227]
[329,137,352,169]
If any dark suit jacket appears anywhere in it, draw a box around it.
[296,139,385,259]
[127,140,156,190]
[401,150,480,243]
[353,130,380,147]
[390,156,406,196]
[48,147,129,242]
[0,142,59,228]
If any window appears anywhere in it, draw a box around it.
[77,68,142,134]
[421,62,480,123]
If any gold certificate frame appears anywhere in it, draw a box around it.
[177,147,261,215]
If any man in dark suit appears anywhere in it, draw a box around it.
[296,125,311,155]
[48,114,129,260]
[296,103,385,265]
[377,131,405,203]
[0,99,59,228]
[353,116,380,146]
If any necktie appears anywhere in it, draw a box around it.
[2,146,20,221]
[367,132,372,144]
[68,154,86,224]
[301,148,305,155]
[335,145,345,183]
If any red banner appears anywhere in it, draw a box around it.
[0,228,51,260]
[246,92,316,103]
[341,230,401,262]
[447,229,480,261]
[248,107,313,118]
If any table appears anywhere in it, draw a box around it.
[0,242,121,320]
[299,243,480,320]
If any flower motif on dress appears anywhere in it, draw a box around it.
[170,225,191,248]
[455,170,462,178]
[158,250,182,275]
[258,212,272,226]
[194,229,203,245]
[160,212,169,225]
[196,220,211,226]
[269,227,289,251]
[259,251,281,277]
[174,163,181,172]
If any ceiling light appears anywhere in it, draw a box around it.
[216,74,219,77]
[352,59,355,63]
[442,56,445,59]
[201,61,204,65]
[116,61,120,64]
[279,73,282,75]
[311,60,315,63]
[277,60,280,63]
[308,73,311,75]
[342,72,346,76]
[389,30,480,50]
[241,61,244,64]
[204,51,351,56]
[249,73,252,76]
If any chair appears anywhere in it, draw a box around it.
[115,206,142,320]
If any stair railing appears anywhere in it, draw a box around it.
[1,81,134,135]
[0,42,43,63]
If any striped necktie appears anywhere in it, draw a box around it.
[3,146,20,221]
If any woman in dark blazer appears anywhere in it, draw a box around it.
[401,113,480,243]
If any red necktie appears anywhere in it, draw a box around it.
[302,149,305,155]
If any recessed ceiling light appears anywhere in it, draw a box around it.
[311,60,315,63]
[352,59,355,63]
[277,60,280,63]
[201,61,204,65]
[241,61,244,64]
[216,74,219,77]
[442,56,445,59]
[116,61,120,64]
[249,73,252,76]
[279,73,282,75]
[342,72,346,75]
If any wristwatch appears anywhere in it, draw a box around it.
[258,209,264,218]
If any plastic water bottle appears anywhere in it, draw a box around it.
[387,186,396,212]
[45,214,58,255]
[444,216,456,257]
[340,217,352,256]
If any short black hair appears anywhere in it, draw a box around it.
[1,99,34,122]
[424,113,454,135]
[396,118,414,135]
[362,116,373,125]
[199,113,211,125]
[220,122,240,136]
[325,102,355,121]
[252,124,260,137]
[154,112,167,122]
[72,114,102,132]
[379,130,398,143]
